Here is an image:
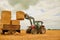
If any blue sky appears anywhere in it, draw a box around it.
[0,0,60,29]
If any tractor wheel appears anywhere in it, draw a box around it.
[26,29,31,33]
[8,30,16,34]
[26,26,31,33]
[2,30,8,34]
[31,29,37,34]
[2,30,5,34]
[16,30,20,33]
[12,30,16,34]
[40,27,46,34]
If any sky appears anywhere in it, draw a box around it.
[0,0,60,29]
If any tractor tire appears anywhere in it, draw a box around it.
[26,26,32,34]
[16,30,20,33]
[8,30,17,34]
[26,29,31,33]
[31,29,37,34]
[40,27,46,34]
[2,30,5,34]
[2,30,8,34]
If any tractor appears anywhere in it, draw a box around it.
[25,14,46,34]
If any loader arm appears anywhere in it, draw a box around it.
[25,14,35,26]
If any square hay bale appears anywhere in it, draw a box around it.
[1,11,11,20]
[16,11,25,20]
[1,20,11,24]
[11,20,20,25]
[1,11,11,24]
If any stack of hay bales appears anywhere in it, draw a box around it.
[0,10,25,34]
[1,11,11,31]
[1,11,25,25]
[0,11,11,30]
[1,11,20,30]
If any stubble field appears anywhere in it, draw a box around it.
[0,30,60,40]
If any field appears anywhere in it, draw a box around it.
[0,30,60,40]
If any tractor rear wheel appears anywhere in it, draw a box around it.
[40,27,46,34]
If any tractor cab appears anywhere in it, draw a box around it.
[34,21,43,29]
[35,21,43,26]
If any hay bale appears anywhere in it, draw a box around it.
[11,20,20,25]
[16,11,25,20]
[1,11,11,24]
[1,20,10,24]
[1,11,11,20]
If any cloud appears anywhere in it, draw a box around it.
[8,0,39,10]
[54,13,60,16]
[0,0,15,20]
[0,0,39,11]
[0,0,14,11]
[25,0,60,29]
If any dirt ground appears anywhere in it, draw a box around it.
[0,30,60,40]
